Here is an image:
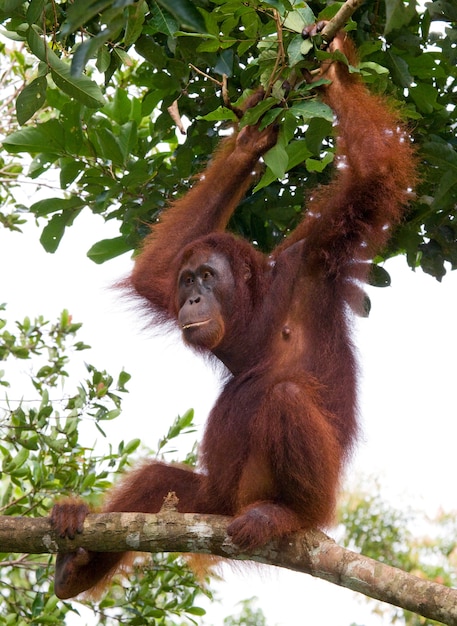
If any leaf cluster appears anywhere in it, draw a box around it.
[0,307,216,625]
[0,0,455,279]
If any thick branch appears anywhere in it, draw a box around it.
[0,512,456,624]
[320,0,365,41]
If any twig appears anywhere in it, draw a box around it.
[265,9,287,98]
[188,63,223,87]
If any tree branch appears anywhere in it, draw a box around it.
[0,512,456,624]
[320,0,366,41]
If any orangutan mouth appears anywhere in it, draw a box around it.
[182,320,211,330]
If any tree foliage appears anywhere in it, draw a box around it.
[0,306,214,624]
[0,0,456,280]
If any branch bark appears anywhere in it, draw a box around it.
[0,512,456,624]
[320,0,366,41]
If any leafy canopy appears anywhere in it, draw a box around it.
[0,0,456,280]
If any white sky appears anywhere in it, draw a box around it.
[1,209,456,625]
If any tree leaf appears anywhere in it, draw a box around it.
[118,121,138,163]
[150,0,180,36]
[422,140,457,170]
[240,97,278,127]
[385,0,416,34]
[39,209,82,253]
[369,264,392,287]
[60,0,125,35]
[16,76,47,125]
[155,0,206,32]
[199,106,237,122]
[290,100,333,123]
[124,0,147,46]
[387,51,413,88]
[263,142,289,179]
[306,151,334,173]
[27,26,105,108]
[71,28,118,77]
[30,196,84,217]
[87,237,133,263]
[92,127,125,165]
[254,140,311,192]
[410,83,442,114]
[282,6,315,33]
[25,0,45,25]
[2,122,63,155]
[287,34,306,67]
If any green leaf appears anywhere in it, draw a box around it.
[214,49,235,77]
[359,61,390,77]
[290,99,333,123]
[423,140,457,170]
[135,34,169,66]
[385,0,416,34]
[71,27,120,77]
[59,158,84,188]
[434,170,457,207]
[150,1,179,36]
[410,83,442,114]
[27,26,105,108]
[96,45,111,73]
[317,2,344,20]
[87,236,133,263]
[240,97,278,127]
[258,107,282,130]
[304,117,332,155]
[60,0,129,35]
[186,607,206,616]
[4,447,29,473]
[92,127,125,165]
[30,196,84,217]
[26,0,45,25]
[427,0,457,21]
[16,76,47,125]
[118,121,138,161]
[155,0,206,33]
[196,38,224,53]
[199,106,238,122]
[287,34,306,67]
[286,139,312,169]
[263,143,289,179]
[2,121,64,155]
[39,209,81,253]
[124,0,147,46]
[254,139,311,191]
[117,370,131,390]
[123,438,141,454]
[369,264,392,288]
[387,51,413,88]
[283,6,315,33]
[306,151,333,173]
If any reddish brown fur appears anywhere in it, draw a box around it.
[51,32,416,599]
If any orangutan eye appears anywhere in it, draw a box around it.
[180,273,194,286]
